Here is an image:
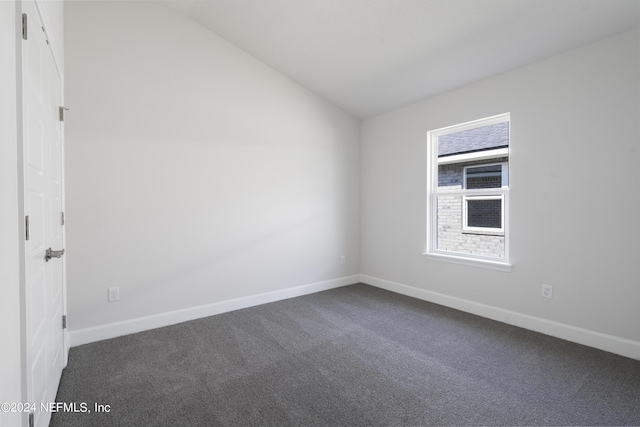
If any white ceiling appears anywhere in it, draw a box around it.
[161,0,640,118]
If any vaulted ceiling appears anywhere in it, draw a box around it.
[161,0,639,118]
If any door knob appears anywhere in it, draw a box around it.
[45,248,65,262]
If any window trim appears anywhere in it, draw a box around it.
[425,113,511,271]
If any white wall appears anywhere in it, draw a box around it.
[1,3,23,425]
[361,30,640,351]
[64,1,360,337]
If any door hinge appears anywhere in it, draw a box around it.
[28,412,34,427]
[62,315,67,329]
[61,211,65,226]
[22,13,27,40]
[59,106,69,122]
[25,215,30,241]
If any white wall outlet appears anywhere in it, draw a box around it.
[341,255,346,264]
[108,286,120,302]
[541,284,553,299]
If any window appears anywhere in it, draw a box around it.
[464,195,503,231]
[425,113,511,271]
[464,163,508,189]
[462,162,508,233]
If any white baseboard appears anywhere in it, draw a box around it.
[69,275,359,347]
[70,274,640,360]
[360,274,640,361]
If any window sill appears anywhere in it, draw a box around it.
[422,252,512,272]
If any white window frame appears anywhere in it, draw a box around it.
[424,113,511,272]
[463,194,505,233]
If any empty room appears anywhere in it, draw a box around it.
[2,0,640,426]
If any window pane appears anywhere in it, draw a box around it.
[467,198,502,229]
[428,114,510,263]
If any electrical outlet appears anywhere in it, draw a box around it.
[541,284,553,299]
[341,255,346,264]
[108,286,120,302]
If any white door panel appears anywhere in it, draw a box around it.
[22,1,66,426]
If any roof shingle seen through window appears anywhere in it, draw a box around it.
[438,121,509,157]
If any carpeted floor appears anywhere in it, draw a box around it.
[51,283,640,426]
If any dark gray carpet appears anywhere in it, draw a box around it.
[51,283,640,426]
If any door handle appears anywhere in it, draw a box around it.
[45,248,65,262]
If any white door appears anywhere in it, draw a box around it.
[22,1,66,426]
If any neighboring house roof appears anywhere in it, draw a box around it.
[438,121,509,157]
